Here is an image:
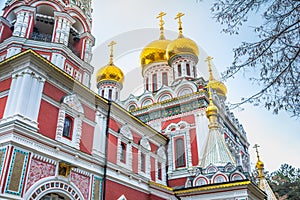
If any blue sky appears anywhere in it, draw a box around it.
[1,0,299,172]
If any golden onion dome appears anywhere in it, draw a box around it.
[209,79,227,97]
[96,41,124,85]
[206,103,218,118]
[96,64,124,85]
[205,56,227,97]
[140,39,171,67]
[256,159,264,169]
[166,35,199,60]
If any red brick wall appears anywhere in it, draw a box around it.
[80,122,94,154]
[38,100,59,139]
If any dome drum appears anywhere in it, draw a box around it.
[167,54,198,68]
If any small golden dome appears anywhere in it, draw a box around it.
[96,64,124,84]
[256,159,264,169]
[206,103,218,118]
[140,39,171,68]
[166,36,199,60]
[209,79,227,97]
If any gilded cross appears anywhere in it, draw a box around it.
[253,144,261,159]
[205,56,214,81]
[157,12,166,39]
[156,11,166,26]
[108,41,116,64]
[175,12,184,35]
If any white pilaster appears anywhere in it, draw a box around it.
[92,111,105,155]
[12,6,35,38]
[1,68,45,129]
[53,12,75,45]
[194,110,209,165]
[51,53,66,69]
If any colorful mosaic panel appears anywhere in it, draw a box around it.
[0,148,7,176]
[5,148,29,196]
[26,157,56,191]
[70,171,90,200]
[92,176,102,200]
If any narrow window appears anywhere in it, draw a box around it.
[193,65,197,78]
[175,138,185,168]
[152,74,157,91]
[141,153,146,172]
[120,142,126,163]
[146,77,149,91]
[158,162,162,180]
[108,89,112,100]
[186,63,190,76]
[178,64,182,76]
[101,90,104,97]
[63,116,72,138]
[116,91,119,100]
[162,72,168,86]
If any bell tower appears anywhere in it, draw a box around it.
[0,0,95,87]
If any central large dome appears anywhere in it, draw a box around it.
[166,35,199,61]
[140,38,171,70]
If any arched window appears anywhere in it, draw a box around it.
[108,89,112,100]
[193,65,197,77]
[157,162,162,180]
[141,153,146,172]
[152,74,157,91]
[63,117,72,138]
[178,64,182,76]
[146,77,149,90]
[120,142,126,163]
[175,138,185,168]
[162,72,168,86]
[186,64,190,76]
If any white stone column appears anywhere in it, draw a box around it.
[2,68,45,129]
[53,12,75,45]
[12,7,35,38]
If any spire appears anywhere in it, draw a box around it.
[175,12,184,37]
[205,56,214,81]
[108,41,116,65]
[200,61,235,168]
[253,144,278,200]
[254,144,264,178]
[157,12,166,40]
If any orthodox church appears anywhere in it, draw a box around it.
[0,0,277,199]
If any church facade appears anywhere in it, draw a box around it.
[0,0,274,199]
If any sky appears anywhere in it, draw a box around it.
[1,0,299,173]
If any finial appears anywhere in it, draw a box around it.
[108,41,116,65]
[254,144,265,179]
[253,144,261,161]
[157,12,166,40]
[205,56,214,81]
[175,12,184,37]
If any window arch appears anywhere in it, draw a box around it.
[55,94,84,149]
[175,138,186,168]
